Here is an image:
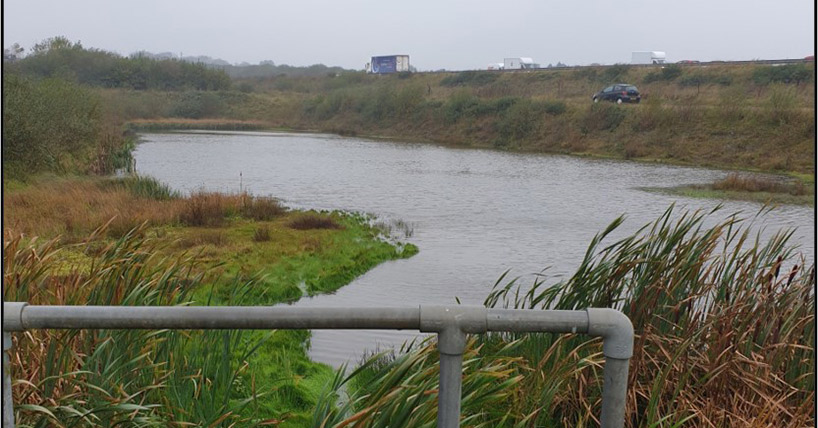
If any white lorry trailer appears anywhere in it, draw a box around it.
[503,57,539,69]
[631,51,666,65]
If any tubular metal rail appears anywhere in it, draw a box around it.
[2,302,633,427]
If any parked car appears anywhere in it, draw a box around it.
[592,84,641,104]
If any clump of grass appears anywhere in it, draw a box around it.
[252,226,271,242]
[288,213,343,230]
[179,191,238,227]
[103,175,180,200]
[240,194,287,220]
[713,173,806,195]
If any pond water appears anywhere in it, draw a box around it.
[134,131,815,367]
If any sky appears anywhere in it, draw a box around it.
[3,0,815,71]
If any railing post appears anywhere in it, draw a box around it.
[586,308,633,428]
[420,305,488,428]
[3,332,15,428]
[600,357,629,427]
[437,328,466,428]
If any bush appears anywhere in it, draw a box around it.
[600,64,631,82]
[252,226,272,242]
[440,71,500,87]
[495,99,553,142]
[170,91,226,119]
[643,64,683,83]
[2,73,104,175]
[443,90,480,123]
[103,176,180,200]
[15,36,231,91]
[287,214,343,230]
[541,100,567,116]
[679,73,733,89]
[762,85,799,125]
[179,191,235,226]
[580,103,626,133]
[752,64,813,85]
[241,195,287,220]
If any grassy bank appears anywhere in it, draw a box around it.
[3,175,417,426]
[6,41,813,176]
[97,62,816,176]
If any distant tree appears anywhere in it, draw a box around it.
[3,43,25,61]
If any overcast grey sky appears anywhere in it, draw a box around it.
[3,0,815,70]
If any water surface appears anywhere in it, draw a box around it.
[134,131,815,366]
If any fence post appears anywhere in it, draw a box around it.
[3,332,15,428]
[436,328,466,428]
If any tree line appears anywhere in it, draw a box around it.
[5,37,231,91]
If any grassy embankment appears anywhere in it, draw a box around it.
[7,41,813,202]
[3,175,417,426]
[108,63,815,175]
[108,63,815,205]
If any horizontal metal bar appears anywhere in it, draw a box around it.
[2,302,633,428]
[15,306,421,331]
[487,309,589,333]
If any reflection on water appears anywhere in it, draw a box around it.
[134,131,815,367]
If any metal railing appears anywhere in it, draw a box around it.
[2,302,633,427]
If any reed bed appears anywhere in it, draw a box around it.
[712,173,807,195]
[3,227,267,426]
[329,206,814,427]
[3,176,286,240]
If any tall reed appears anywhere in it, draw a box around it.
[3,226,267,426]
[331,206,814,427]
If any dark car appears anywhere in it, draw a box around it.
[592,84,641,104]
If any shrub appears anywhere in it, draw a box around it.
[752,64,813,85]
[443,90,480,123]
[580,103,627,133]
[643,64,683,83]
[762,85,799,125]
[170,91,226,119]
[103,175,179,200]
[287,213,343,230]
[3,73,103,175]
[252,226,272,242]
[600,64,631,82]
[495,99,543,142]
[241,194,287,220]
[440,71,500,87]
[179,191,235,226]
[541,100,567,116]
